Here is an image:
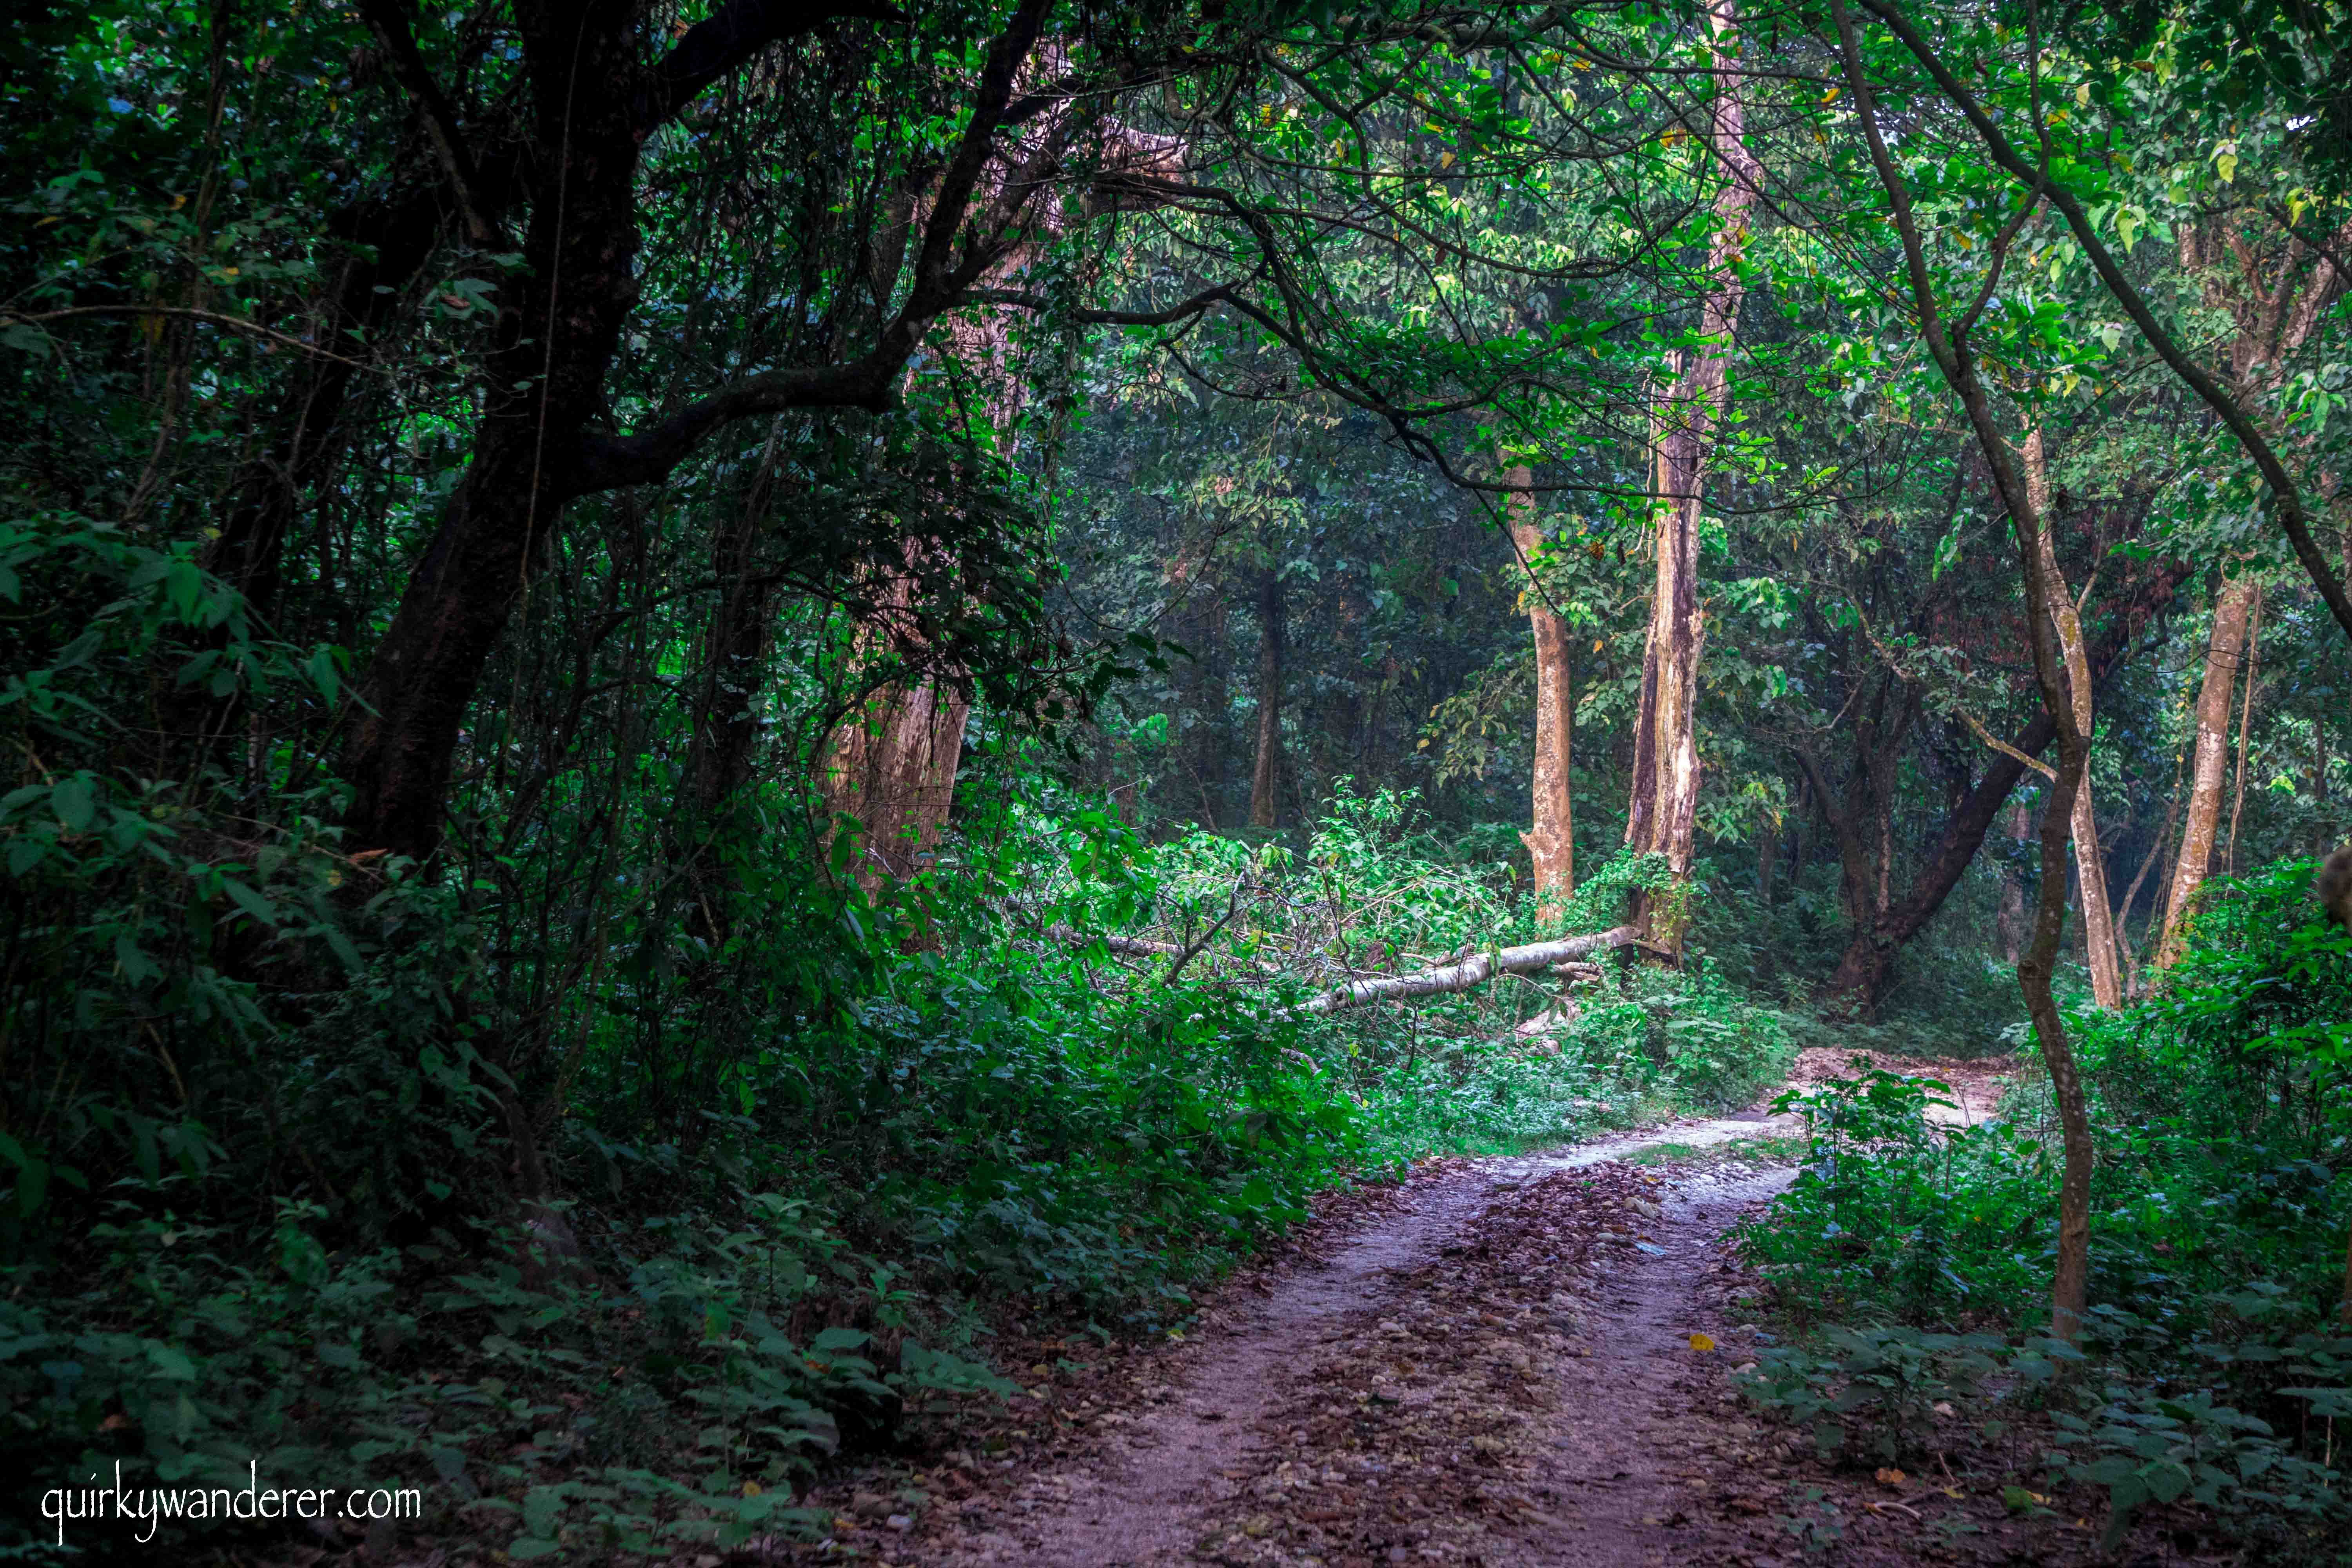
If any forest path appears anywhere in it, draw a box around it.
[913,1110,1802,1568]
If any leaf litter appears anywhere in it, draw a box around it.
[764,1129,2229,1568]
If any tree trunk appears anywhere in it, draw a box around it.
[341,9,658,860]
[2022,428,2121,1008]
[1249,568,1287,830]
[1183,585,1229,828]
[1789,772,1812,896]
[2155,574,2258,967]
[1624,0,1758,949]
[2225,582,2265,875]
[1831,0,2091,1337]
[1296,926,1639,1015]
[207,171,474,614]
[1506,466,1577,920]
[821,674,969,887]
[689,431,788,820]
[1997,801,2030,967]
[1798,668,1921,994]
[339,0,1055,861]
[1818,559,2188,1013]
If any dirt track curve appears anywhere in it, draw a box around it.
[917,1112,1799,1568]
[789,1052,2203,1568]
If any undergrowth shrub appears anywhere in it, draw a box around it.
[2,576,1805,1568]
[1736,858,2352,1559]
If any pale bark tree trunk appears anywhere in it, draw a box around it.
[1506,465,1577,919]
[2225,581,2264,875]
[2156,575,2257,967]
[1249,568,1287,830]
[2021,428,2121,1008]
[2147,205,2350,954]
[1624,0,1759,950]
[1296,926,1639,1015]
[815,222,1063,889]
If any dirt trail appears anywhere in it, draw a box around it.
[828,1051,2174,1568]
[921,1113,1801,1567]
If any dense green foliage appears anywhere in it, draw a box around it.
[3,0,2350,1558]
[1739,859,2352,1557]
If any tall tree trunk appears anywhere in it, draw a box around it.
[341,7,670,860]
[821,672,970,887]
[689,431,788,820]
[2155,574,2258,967]
[1997,801,2029,967]
[1798,668,1922,996]
[1818,559,2188,1012]
[1506,465,1577,919]
[1624,0,1758,949]
[2018,523,2096,1346]
[339,0,1055,861]
[1249,568,1287,830]
[1184,586,1229,828]
[1833,0,2091,1337]
[2022,428,2121,1008]
[1789,772,1813,896]
[2225,582,2265,875]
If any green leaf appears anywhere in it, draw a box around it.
[12,1158,47,1218]
[51,776,94,832]
[2139,1459,2190,1504]
[220,878,279,928]
[145,1343,198,1382]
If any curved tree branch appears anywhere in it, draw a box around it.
[1855,0,2352,648]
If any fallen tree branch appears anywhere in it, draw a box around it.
[1292,926,1640,1015]
[1048,923,1183,959]
[1162,874,1253,985]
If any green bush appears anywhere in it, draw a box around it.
[1736,858,2352,1559]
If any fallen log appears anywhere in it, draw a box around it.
[1292,926,1640,1015]
[1048,923,1183,959]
